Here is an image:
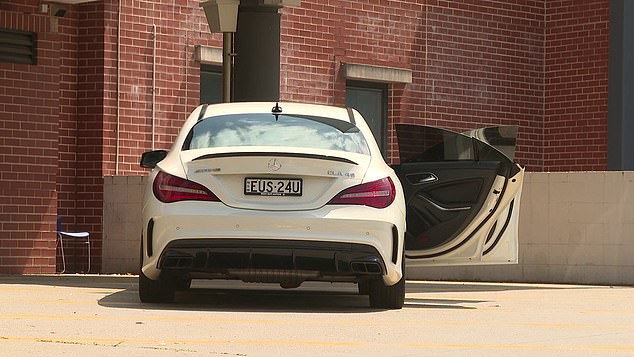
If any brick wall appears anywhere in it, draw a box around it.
[103,0,222,176]
[422,1,545,170]
[280,1,424,164]
[106,0,595,174]
[544,0,609,171]
[92,0,612,179]
[70,2,110,272]
[0,2,59,273]
[281,0,546,170]
[0,1,113,273]
[79,0,222,270]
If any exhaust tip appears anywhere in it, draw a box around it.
[162,256,194,269]
[351,261,382,274]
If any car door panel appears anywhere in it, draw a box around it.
[394,124,524,267]
[398,162,499,252]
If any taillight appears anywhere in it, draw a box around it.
[153,171,220,203]
[327,177,396,209]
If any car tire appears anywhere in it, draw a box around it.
[368,252,405,309]
[138,270,175,303]
[368,275,405,309]
[174,277,191,291]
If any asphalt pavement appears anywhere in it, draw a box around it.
[1,275,633,356]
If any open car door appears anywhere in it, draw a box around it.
[394,124,524,267]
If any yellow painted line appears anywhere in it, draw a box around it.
[581,310,634,313]
[0,299,98,305]
[404,343,634,351]
[0,287,59,292]
[408,294,557,302]
[2,314,634,330]
[336,320,634,329]
[0,315,278,323]
[2,336,634,351]
[406,280,611,289]
[1,315,105,321]
[0,286,124,293]
[0,336,359,347]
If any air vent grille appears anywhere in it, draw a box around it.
[0,28,37,65]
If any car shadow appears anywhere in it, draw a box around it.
[404,281,580,294]
[1,275,598,292]
[96,280,494,313]
[99,285,378,313]
[1,275,602,313]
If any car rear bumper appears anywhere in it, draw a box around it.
[141,202,405,285]
[157,238,387,286]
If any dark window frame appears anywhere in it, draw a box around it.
[200,63,222,104]
[346,80,389,158]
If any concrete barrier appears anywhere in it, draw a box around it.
[102,176,146,274]
[102,172,634,285]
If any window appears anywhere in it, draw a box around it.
[346,81,388,158]
[396,125,515,169]
[200,64,222,104]
[0,28,37,65]
[183,113,370,155]
[399,127,475,163]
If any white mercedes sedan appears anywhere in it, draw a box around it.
[139,102,524,309]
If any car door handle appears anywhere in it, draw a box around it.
[418,195,472,212]
[406,173,438,185]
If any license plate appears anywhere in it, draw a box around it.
[244,178,303,196]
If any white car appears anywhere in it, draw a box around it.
[139,102,524,309]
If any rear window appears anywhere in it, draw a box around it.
[182,114,370,155]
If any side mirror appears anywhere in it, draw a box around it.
[140,150,168,169]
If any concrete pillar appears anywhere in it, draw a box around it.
[233,1,281,102]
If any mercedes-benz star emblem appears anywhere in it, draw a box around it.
[267,158,282,171]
